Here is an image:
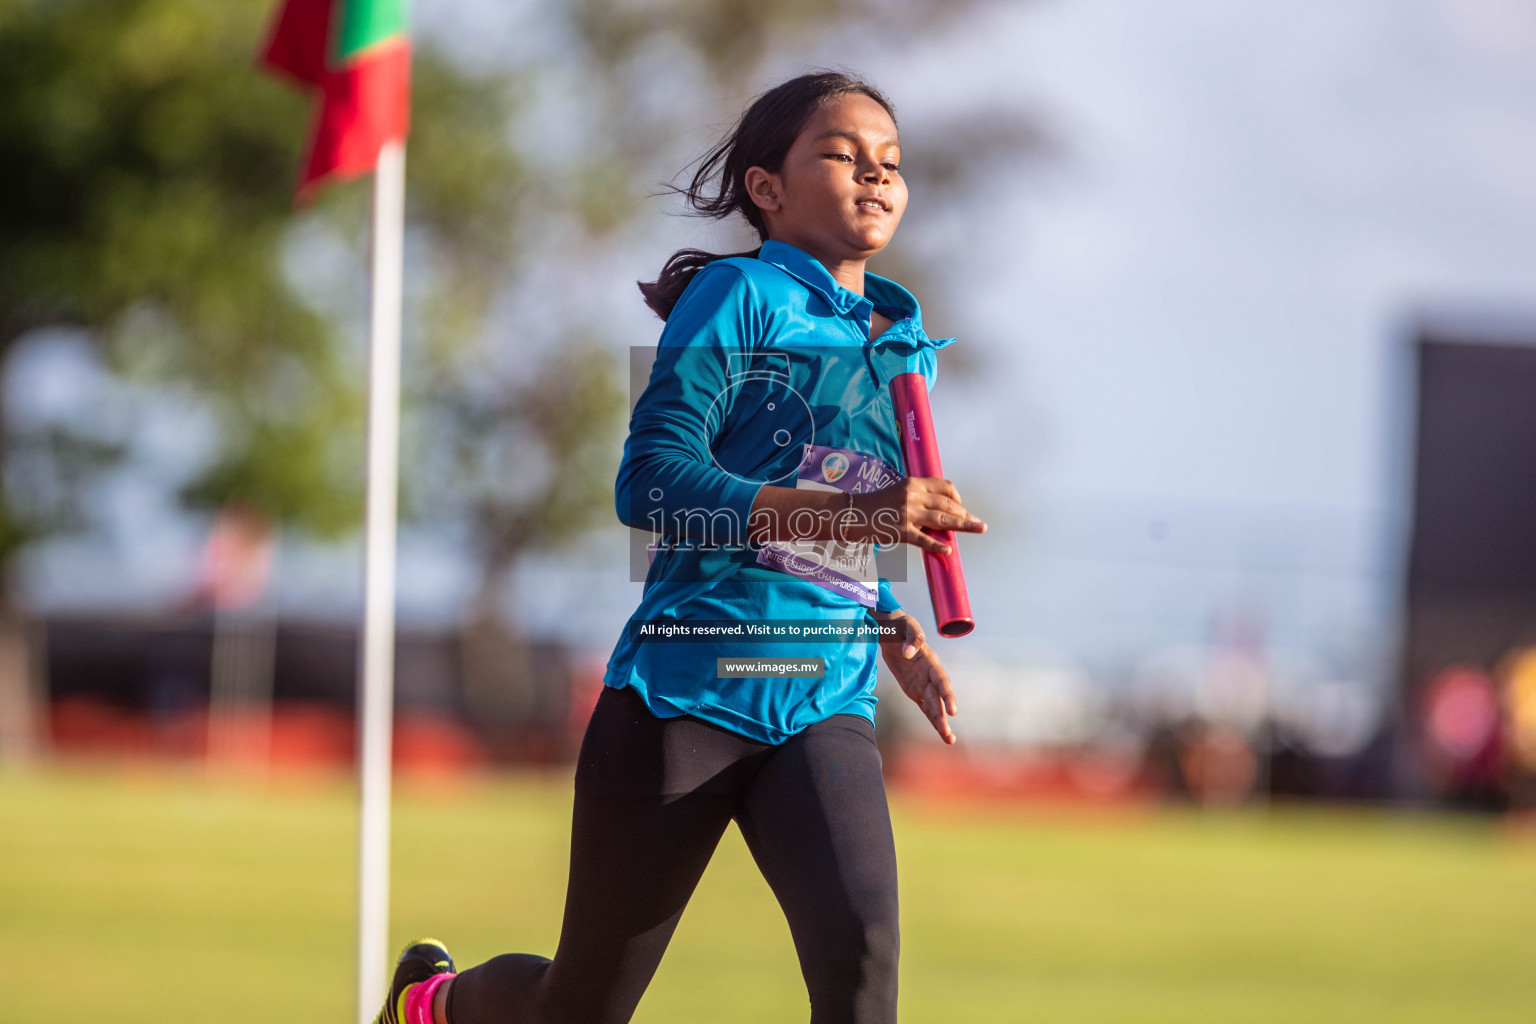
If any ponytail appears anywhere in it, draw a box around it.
[637,247,761,321]
[637,70,896,321]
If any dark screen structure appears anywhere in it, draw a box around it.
[1409,337,1536,589]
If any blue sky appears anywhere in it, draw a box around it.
[836,0,1536,679]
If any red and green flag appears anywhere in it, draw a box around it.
[260,0,411,200]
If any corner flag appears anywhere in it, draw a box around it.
[261,0,411,199]
[260,5,412,1021]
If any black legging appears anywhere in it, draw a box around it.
[446,683,900,1024]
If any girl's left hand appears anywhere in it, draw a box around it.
[871,608,958,744]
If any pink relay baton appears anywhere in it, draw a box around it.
[889,372,975,637]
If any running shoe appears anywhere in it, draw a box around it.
[373,938,455,1024]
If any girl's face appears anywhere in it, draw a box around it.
[746,93,907,265]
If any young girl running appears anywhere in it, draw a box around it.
[375,70,987,1024]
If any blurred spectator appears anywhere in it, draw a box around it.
[1417,665,1505,809]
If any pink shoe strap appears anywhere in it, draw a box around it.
[405,971,456,1024]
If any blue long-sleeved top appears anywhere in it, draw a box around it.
[603,238,955,743]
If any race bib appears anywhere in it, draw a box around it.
[756,444,900,606]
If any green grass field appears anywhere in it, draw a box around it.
[2,766,1533,1023]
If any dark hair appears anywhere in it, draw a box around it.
[637,70,897,320]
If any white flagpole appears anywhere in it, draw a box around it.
[355,137,406,1024]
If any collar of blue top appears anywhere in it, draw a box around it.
[755,239,957,353]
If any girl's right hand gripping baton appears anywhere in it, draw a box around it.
[890,371,975,638]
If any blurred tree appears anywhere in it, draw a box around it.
[0,0,546,540]
[0,0,542,756]
[0,0,1043,758]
